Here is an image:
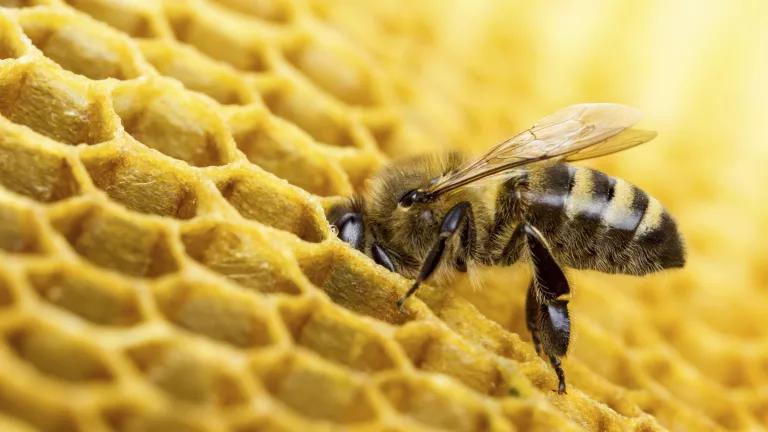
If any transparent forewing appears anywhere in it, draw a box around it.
[565,128,657,161]
[426,103,656,196]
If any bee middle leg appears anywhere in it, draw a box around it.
[503,223,571,394]
[396,201,473,310]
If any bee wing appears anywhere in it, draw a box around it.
[426,103,656,196]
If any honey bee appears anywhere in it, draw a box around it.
[328,104,685,394]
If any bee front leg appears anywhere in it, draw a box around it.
[519,224,571,394]
[396,202,472,311]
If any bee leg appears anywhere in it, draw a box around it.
[548,354,567,395]
[525,281,542,356]
[523,224,571,394]
[396,202,471,311]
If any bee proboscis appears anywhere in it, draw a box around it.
[329,103,685,394]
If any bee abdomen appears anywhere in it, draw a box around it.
[518,164,684,275]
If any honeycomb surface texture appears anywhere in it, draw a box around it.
[0,1,765,431]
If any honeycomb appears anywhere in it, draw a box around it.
[0,1,766,431]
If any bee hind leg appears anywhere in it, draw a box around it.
[519,224,572,394]
[525,282,542,356]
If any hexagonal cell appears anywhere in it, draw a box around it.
[4,322,113,383]
[378,375,492,432]
[153,277,277,348]
[163,3,268,72]
[0,122,80,202]
[0,198,43,254]
[262,84,359,147]
[228,108,353,196]
[181,222,305,295]
[17,9,148,80]
[328,146,384,191]
[112,80,235,167]
[0,379,79,432]
[126,341,248,406]
[80,146,199,219]
[211,0,294,23]
[49,203,180,278]
[62,0,168,38]
[0,61,117,145]
[366,116,402,154]
[295,245,408,325]
[0,0,49,8]
[283,37,380,107]
[502,399,582,432]
[395,322,510,395]
[103,406,209,432]
[214,168,327,242]
[0,13,28,59]
[251,351,376,423]
[279,300,398,372]
[0,270,14,308]
[229,413,310,432]
[26,262,142,326]
[139,39,256,105]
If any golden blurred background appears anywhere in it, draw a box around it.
[316,0,768,428]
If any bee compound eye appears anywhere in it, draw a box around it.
[399,189,418,207]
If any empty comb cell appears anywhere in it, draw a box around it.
[0,195,44,254]
[395,321,517,396]
[378,374,494,432]
[261,82,360,148]
[126,341,248,406]
[153,275,280,347]
[49,202,181,277]
[5,320,114,383]
[294,243,410,325]
[0,60,118,145]
[278,298,400,371]
[80,144,201,219]
[139,39,256,105]
[181,221,307,295]
[0,12,28,59]
[0,119,81,202]
[111,79,237,167]
[283,35,381,107]
[0,0,51,9]
[102,405,211,432]
[163,2,269,72]
[17,8,151,80]
[226,106,353,196]
[26,261,143,326]
[251,350,377,423]
[212,166,328,242]
[0,377,79,432]
[61,0,169,38]
[0,270,13,308]
[211,0,294,23]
